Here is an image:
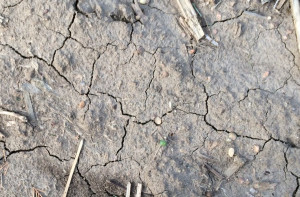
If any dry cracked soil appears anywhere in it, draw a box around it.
[0,0,300,196]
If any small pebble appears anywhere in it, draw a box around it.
[161,70,169,78]
[229,132,237,141]
[282,35,288,40]
[154,117,162,125]
[249,187,257,194]
[207,76,211,82]
[238,178,249,185]
[205,191,212,197]
[139,0,147,4]
[262,71,269,79]
[216,13,222,20]
[78,101,85,108]
[189,49,196,54]
[253,145,260,153]
[267,16,272,20]
[228,148,235,157]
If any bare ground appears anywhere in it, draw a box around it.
[0,0,300,196]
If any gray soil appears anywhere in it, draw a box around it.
[0,0,300,196]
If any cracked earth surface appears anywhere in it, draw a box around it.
[0,0,300,196]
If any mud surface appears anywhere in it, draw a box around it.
[0,0,300,196]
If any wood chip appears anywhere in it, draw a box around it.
[224,156,246,178]
[177,0,205,41]
[204,164,224,180]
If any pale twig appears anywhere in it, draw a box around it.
[0,110,27,122]
[62,139,84,197]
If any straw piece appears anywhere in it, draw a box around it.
[62,139,84,197]
[291,0,300,54]
[136,183,142,197]
[126,182,131,197]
